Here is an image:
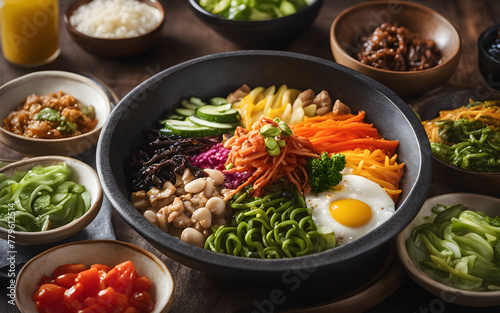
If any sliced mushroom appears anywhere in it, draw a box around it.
[130,190,149,211]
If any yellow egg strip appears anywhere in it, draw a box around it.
[421,100,500,143]
[235,84,309,129]
[341,148,404,202]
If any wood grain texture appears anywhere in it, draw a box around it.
[2,1,500,312]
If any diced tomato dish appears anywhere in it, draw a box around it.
[33,261,154,313]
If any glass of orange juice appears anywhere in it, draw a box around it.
[1,0,60,67]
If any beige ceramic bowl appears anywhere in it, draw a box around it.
[330,1,461,97]
[0,71,112,156]
[64,0,165,57]
[0,156,103,245]
[15,240,174,313]
[396,193,500,307]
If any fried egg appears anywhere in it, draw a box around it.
[305,174,395,245]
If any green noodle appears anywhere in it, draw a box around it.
[205,186,336,258]
[0,163,91,232]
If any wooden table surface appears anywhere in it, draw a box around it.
[2,0,500,312]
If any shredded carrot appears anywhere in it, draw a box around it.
[223,116,319,200]
[292,111,404,201]
[292,111,399,156]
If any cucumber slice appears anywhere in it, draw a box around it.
[166,114,186,121]
[174,108,195,117]
[189,97,206,107]
[158,128,174,135]
[218,103,233,111]
[181,101,200,110]
[196,105,240,123]
[209,97,228,106]
[188,115,237,130]
[163,119,214,137]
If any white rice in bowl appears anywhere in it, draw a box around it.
[70,0,163,38]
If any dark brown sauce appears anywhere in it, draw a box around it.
[355,23,442,71]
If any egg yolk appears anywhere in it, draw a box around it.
[329,199,372,227]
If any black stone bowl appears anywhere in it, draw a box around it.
[478,23,500,89]
[188,0,323,49]
[97,51,432,285]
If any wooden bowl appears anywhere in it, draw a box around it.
[64,0,165,57]
[15,240,174,313]
[396,193,500,307]
[0,156,103,245]
[330,1,461,97]
[0,71,112,157]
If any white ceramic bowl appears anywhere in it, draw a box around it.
[15,240,174,313]
[0,156,103,245]
[396,193,500,307]
[0,70,112,156]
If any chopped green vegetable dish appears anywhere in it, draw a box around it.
[431,117,500,172]
[406,204,500,291]
[199,0,313,21]
[0,163,92,232]
[423,100,500,173]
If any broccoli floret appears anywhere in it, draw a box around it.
[307,152,346,194]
